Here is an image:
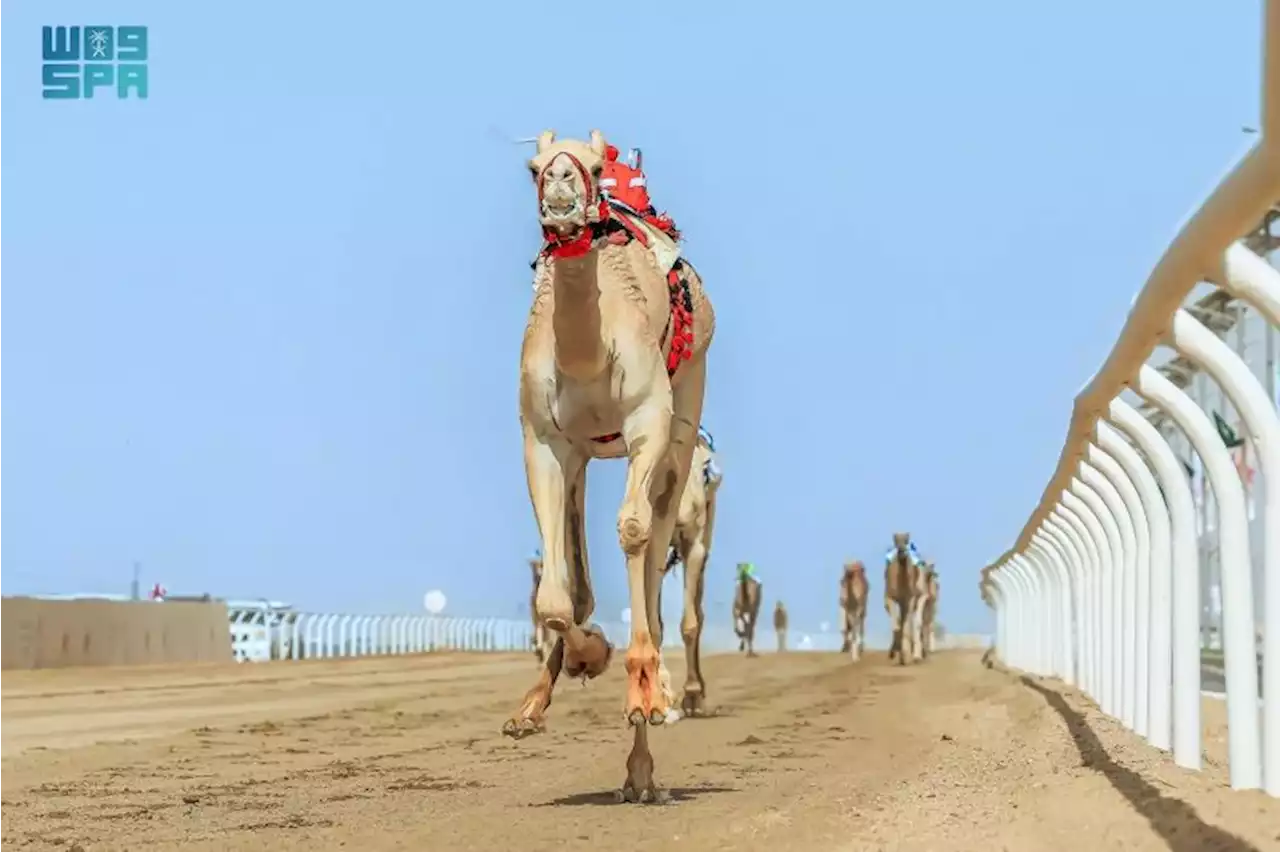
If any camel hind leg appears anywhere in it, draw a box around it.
[857,604,867,659]
[926,596,936,654]
[678,529,710,716]
[911,591,931,665]
[909,594,926,663]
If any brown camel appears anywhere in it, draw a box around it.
[773,601,788,652]
[732,566,763,656]
[506,130,716,804]
[527,556,553,665]
[884,532,926,665]
[919,561,940,659]
[839,560,869,662]
[661,432,721,717]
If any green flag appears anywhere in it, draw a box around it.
[1212,411,1244,448]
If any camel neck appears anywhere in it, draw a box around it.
[551,251,607,380]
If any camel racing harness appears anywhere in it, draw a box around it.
[885,540,924,568]
[533,156,697,447]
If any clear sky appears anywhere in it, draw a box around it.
[1,2,1263,637]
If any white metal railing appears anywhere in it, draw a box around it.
[980,1,1280,797]
[227,605,541,662]
[226,603,991,662]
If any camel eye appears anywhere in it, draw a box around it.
[591,164,603,177]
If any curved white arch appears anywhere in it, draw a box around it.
[1134,363,1261,791]
[1052,508,1101,698]
[1096,419,1170,749]
[1068,479,1124,717]
[1086,444,1150,734]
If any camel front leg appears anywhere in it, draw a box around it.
[504,433,602,738]
[845,606,860,662]
[561,455,612,680]
[840,603,854,656]
[857,604,868,659]
[886,595,904,664]
[617,391,674,727]
[903,595,921,664]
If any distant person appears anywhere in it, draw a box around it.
[773,601,789,652]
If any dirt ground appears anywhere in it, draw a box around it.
[3,650,1277,851]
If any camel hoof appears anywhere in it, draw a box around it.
[564,625,613,680]
[681,691,707,718]
[501,717,544,739]
[647,708,667,726]
[627,709,647,727]
[616,784,669,804]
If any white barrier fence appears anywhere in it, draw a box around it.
[227,604,989,663]
[228,606,542,661]
[980,1,1280,796]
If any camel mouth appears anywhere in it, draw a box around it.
[540,196,585,229]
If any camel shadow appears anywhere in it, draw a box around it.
[680,708,736,720]
[1020,677,1260,852]
[537,785,737,807]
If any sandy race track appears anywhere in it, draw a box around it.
[3,650,1277,851]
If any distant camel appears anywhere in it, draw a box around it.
[732,565,763,656]
[839,560,869,662]
[919,562,940,659]
[884,532,926,665]
[528,555,553,665]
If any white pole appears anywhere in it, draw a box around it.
[1135,363,1261,790]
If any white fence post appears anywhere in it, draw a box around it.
[1136,365,1262,790]
[1096,419,1168,748]
[1087,445,1149,735]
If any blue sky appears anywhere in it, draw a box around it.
[1,2,1263,636]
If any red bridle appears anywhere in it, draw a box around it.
[536,150,609,259]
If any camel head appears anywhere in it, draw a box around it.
[843,560,866,581]
[892,531,911,559]
[527,129,610,240]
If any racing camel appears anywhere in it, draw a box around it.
[506,130,716,805]
[919,561,940,659]
[662,429,722,717]
[884,532,926,665]
[527,554,554,664]
[839,560,869,662]
[732,564,763,656]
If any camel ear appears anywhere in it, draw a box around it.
[536,130,556,154]
[588,129,606,156]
